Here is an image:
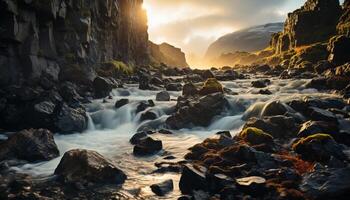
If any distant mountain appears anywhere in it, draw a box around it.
[205,23,283,59]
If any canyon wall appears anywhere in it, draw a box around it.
[271,0,342,54]
[0,0,149,86]
[149,42,189,68]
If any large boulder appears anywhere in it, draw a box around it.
[328,35,350,65]
[182,83,198,96]
[199,78,223,95]
[292,134,346,163]
[166,93,228,129]
[54,103,88,133]
[244,116,298,140]
[93,76,114,98]
[0,129,59,162]
[237,127,274,146]
[150,179,174,196]
[156,91,170,101]
[133,136,163,156]
[54,149,126,184]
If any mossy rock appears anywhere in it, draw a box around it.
[292,133,345,163]
[97,60,134,77]
[238,127,274,145]
[199,78,223,95]
[292,133,334,150]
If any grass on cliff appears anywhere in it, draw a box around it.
[97,60,134,77]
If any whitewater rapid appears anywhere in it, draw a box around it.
[7,77,341,199]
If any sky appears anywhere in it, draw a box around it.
[143,0,344,65]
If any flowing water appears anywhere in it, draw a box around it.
[4,76,342,199]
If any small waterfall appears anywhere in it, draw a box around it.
[86,114,95,131]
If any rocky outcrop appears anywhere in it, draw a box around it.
[0,0,149,86]
[0,129,59,162]
[54,149,127,184]
[337,0,350,36]
[271,0,342,54]
[149,41,189,68]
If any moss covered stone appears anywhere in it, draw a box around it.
[238,127,274,145]
[199,78,224,95]
[292,133,345,163]
[292,133,334,150]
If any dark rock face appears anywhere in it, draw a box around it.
[0,0,149,87]
[328,35,350,65]
[272,0,342,53]
[54,149,126,184]
[0,129,59,162]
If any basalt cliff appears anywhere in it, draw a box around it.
[0,0,149,87]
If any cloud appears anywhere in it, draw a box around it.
[144,0,309,63]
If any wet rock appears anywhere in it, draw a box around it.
[0,129,59,162]
[140,111,157,121]
[244,116,298,140]
[237,127,274,146]
[182,83,198,96]
[298,120,339,138]
[115,99,129,109]
[301,167,350,199]
[139,73,151,90]
[251,79,270,88]
[54,103,88,133]
[166,93,227,129]
[93,76,114,98]
[156,91,170,101]
[130,132,148,145]
[308,107,338,122]
[328,35,350,65]
[261,101,288,117]
[292,134,346,163]
[133,136,163,156]
[150,77,164,86]
[158,129,173,135]
[54,149,126,185]
[58,82,81,105]
[166,83,182,91]
[179,164,208,194]
[136,100,155,113]
[150,179,174,196]
[199,78,223,95]
[259,89,272,95]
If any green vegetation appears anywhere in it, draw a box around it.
[97,60,134,77]
[292,133,334,150]
[238,127,274,145]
